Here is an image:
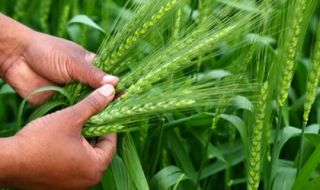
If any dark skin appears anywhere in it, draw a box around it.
[0,14,119,189]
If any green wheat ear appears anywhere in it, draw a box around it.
[97,0,180,70]
[89,99,196,126]
[172,7,182,41]
[82,76,257,137]
[303,25,320,123]
[247,82,268,190]
[277,0,317,107]
[82,124,126,137]
[102,0,178,72]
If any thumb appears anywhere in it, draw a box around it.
[66,84,115,131]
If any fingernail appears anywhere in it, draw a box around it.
[103,75,119,85]
[98,85,114,97]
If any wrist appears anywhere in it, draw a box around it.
[0,136,21,187]
[0,13,33,77]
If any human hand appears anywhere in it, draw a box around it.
[2,31,118,105]
[0,84,116,189]
[0,14,118,105]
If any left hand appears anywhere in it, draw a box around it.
[1,31,118,105]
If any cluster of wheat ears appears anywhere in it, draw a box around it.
[12,0,320,189]
[48,0,259,137]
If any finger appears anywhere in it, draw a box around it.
[70,52,119,88]
[3,60,56,106]
[66,84,115,129]
[94,134,117,168]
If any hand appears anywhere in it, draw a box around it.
[1,85,117,189]
[2,31,118,105]
[0,14,118,105]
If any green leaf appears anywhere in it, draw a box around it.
[17,86,73,129]
[220,114,247,152]
[150,166,189,190]
[68,15,106,34]
[271,125,320,182]
[305,134,320,147]
[164,112,213,129]
[100,169,116,190]
[196,70,231,82]
[272,167,297,190]
[277,125,320,157]
[0,127,18,137]
[298,176,320,190]
[27,101,67,122]
[110,156,134,190]
[293,144,320,190]
[167,129,197,183]
[245,33,276,47]
[189,128,226,162]
[122,134,149,190]
[200,141,244,179]
[0,84,15,95]
[232,95,254,112]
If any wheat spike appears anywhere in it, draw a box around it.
[247,82,268,190]
[303,26,320,123]
[278,0,308,106]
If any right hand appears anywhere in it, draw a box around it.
[2,84,117,190]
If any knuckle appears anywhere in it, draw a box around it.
[86,66,102,85]
[84,51,96,64]
[65,57,78,81]
[86,66,97,78]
